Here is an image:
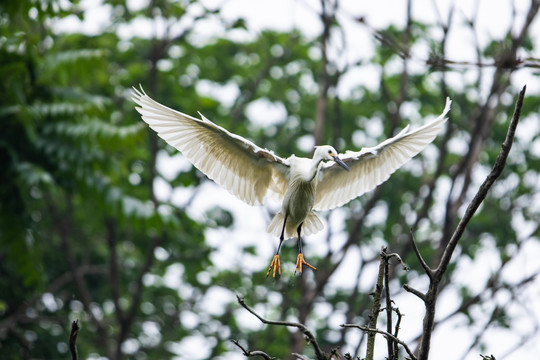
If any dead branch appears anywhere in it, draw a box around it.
[231,339,275,360]
[340,324,417,360]
[364,246,387,360]
[236,295,326,359]
[69,320,80,360]
[436,85,525,278]
[414,86,526,360]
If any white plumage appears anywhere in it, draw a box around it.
[132,86,451,277]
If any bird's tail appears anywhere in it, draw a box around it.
[266,212,286,237]
[266,211,324,238]
[302,212,324,236]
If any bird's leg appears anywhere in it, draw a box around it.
[266,214,287,278]
[294,223,316,275]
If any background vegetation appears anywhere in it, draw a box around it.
[1,0,539,359]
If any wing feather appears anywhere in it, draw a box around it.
[132,87,290,205]
[314,98,451,211]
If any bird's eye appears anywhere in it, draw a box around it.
[328,150,332,154]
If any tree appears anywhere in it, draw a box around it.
[1,0,539,359]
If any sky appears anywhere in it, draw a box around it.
[53,0,540,359]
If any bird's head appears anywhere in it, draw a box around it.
[314,145,350,171]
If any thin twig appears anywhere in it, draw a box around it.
[340,324,417,360]
[403,284,426,302]
[393,308,404,357]
[236,296,326,360]
[69,320,80,360]
[231,339,275,360]
[409,229,433,279]
[385,252,410,271]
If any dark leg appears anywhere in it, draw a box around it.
[276,215,287,255]
[266,214,287,278]
[294,223,316,275]
[296,224,303,254]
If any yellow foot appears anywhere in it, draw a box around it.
[294,253,317,275]
[266,255,281,278]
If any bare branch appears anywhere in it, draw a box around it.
[236,295,326,360]
[340,324,417,360]
[385,252,409,271]
[384,249,395,360]
[393,307,404,357]
[409,229,433,279]
[231,339,275,360]
[69,320,80,360]
[364,246,387,360]
[417,86,526,360]
[384,250,394,360]
[435,85,525,278]
[403,284,426,302]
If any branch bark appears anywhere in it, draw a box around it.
[365,246,387,360]
[415,85,526,360]
[231,339,275,360]
[69,320,80,360]
[340,324,417,360]
[236,295,326,360]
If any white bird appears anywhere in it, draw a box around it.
[132,86,451,278]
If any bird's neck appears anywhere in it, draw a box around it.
[305,154,324,182]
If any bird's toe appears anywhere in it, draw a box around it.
[266,255,281,279]
[294,253,316,275]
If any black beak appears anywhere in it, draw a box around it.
[332,156,350,172]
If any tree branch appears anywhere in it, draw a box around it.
[340,324,417,360]
[384,251,394,360]
[364,246,387,360]
[69,320,80,360]
[393,307,404,357]
[409,229,433,279]
[403,284,426,302]
[435,85,525,278]
[417,86,526,360]
[231,339,275,360]
[236,295,326,360]
[385,252,409,271]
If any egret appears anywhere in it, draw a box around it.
[132,87,451,278]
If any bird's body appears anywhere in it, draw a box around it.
[132,86,451,277]
[267,149,346,240]
[282,164,317,232]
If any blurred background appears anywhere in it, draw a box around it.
[1,0,540,359]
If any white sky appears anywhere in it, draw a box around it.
[53,0,540,359]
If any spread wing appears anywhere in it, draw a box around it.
[314,98,451,211]
[132,87,290,205]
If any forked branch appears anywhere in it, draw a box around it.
[236,295,326,359]
[340,324,417,360]
[415,86,526,360]
[231,339,275,360]
[435,85,526,278]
